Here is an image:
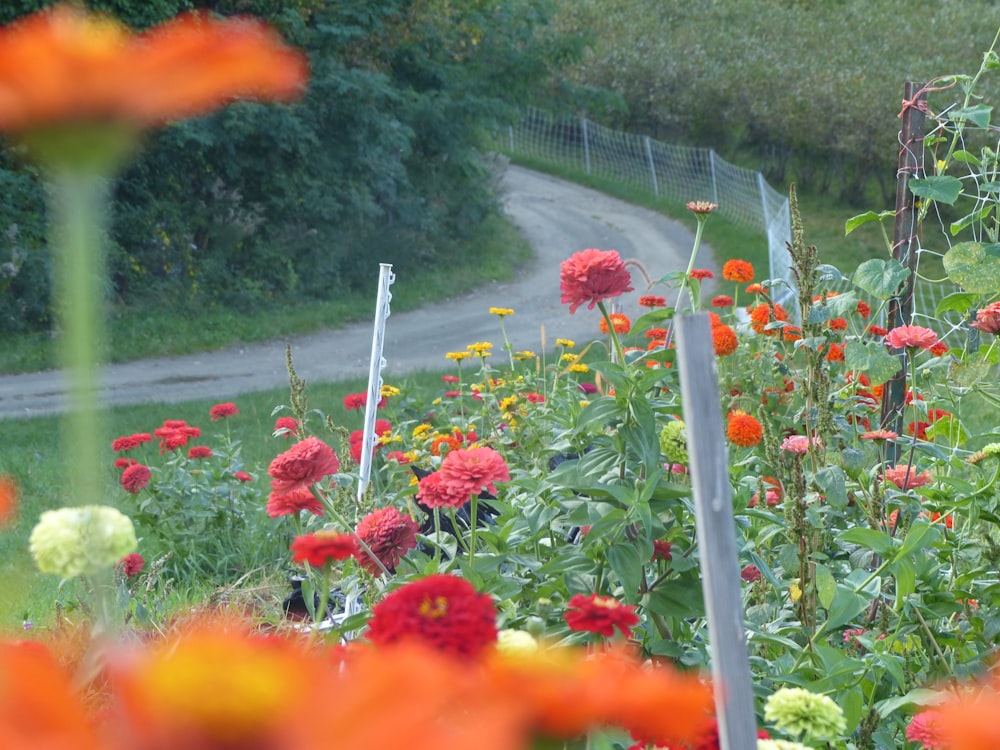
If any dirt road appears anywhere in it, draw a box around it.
[0,165,713,419]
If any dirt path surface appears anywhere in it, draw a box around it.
[0,165,714,419]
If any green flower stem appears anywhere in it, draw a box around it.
[596,301,626,366]
[673,215,708,316]
[312,488,392,578]
[49,170,110,513]
[314,564,332,627]
[469,492,480,565]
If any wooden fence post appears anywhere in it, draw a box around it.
[676,312,758,750]
[882,81,926,462]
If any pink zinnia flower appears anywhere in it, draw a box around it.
[417,470,470,509]
[268,436,340,498]
[209,402,238,421]
[861,429,898,441]
[266,485,324,518]
[438,446,510,502]
[883,464,933,490]
[355,506,419,575]
[121,463,152,494]
[885,324,940,351]
[559,248,634,314]
[970,301,1000,335]
[780,435,821,454]
[273,416,299,439]
[905,710,946,750]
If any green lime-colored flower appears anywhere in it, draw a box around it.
[982,442,1000,457]
[29,505,137,579]
[659,419,689,465]
[758,741,815,750]
[764,687,845,741]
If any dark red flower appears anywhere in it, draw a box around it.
[343,392,365,411]
[233,471,253,482]
[114,457,136,469]
[355,506,419,575]
[209,402,238,421]
[638,295,667,308]
[711,295,733,308]
[187,445,212,459]
[290,530,358,567]
[266,485,324,518]
[268,436,340,498]
[740,565,762,583]
[111,432,151,452]
[564,593,639,639]
[121,463,151,494]
[119,552,144,578]
[689,269,713,280]
[559,248,634,314]
[365,574,497,657]
[651,540,673,562]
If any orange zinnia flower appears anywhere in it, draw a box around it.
[711,324,738,356]
[599,312,632,335]
[0,4,308,133]
[726,410,763,447]
[722,259,754,282]
[0,474,16,527]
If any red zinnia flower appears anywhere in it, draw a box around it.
[726,410,762,447]
[111,432,151,452]
[153,420,200,453]
[882,464,933,490]
[564,593,640,639]
[825,342,845,362]
[343,392,366,411]
[121,463,151,494]
[417,470,471,509]
[441,374,460,383]
[599,312,632,335]
[114,457,136,469]
[827,317,847,331]
[711,295,734,307]
[187,445,212,459]
[0,475,16,528]
[745,283,765,294]
[712,324,738,356]
[559,248,634,314]
[355,506,419,575]
[266,485,324,518]
[120,552,144,578]
[689,269,713,280]
[929,341,949,356]
[438,446,511,501]
[525,392,546,404]
[740,565,762,583]
[971,301,1000,335]
[366,574,498,657]
[0,4,308,133]
[651,540,673,562]
[273,416,300,439]
[856,300,871,319]
[638,295,667,308]
[209,402,238,421]
[722,259,754,283]
[291,530,358,567]
[268,436,340,498]
[886,324,940,351]
[233,471,253,482]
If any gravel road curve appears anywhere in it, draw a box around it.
[0,165,714,419]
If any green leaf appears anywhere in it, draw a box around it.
[951,149,981,165]
[943,241,1000,294]
[950,104,993,129]
[950,204,994,235]
[838,527,896,556]
[845,210,893,236]
[852,258,910,299]
[935,291,979,317]
[875,688,945,719]
[844,340,901,386]
[606,541,645,603]
[825,584,869,631]
[893,520,943,561]
[815,466,847,508]
[894,556,916,607]
[814,562,837,609]
[909,175,963,205]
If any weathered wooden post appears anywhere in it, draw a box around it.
[676,312,758,750]
[881,81,926,462]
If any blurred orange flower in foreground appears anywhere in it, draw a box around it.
[0,474,16,526]
[0,4,308,132]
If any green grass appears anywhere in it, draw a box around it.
[0,212,533,375]
[0,369,452,627]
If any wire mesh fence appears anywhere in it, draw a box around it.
[502,107,954,331]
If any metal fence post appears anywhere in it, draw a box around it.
[710,149,719,205]
[581,116,591,175]
[645,136,659,197]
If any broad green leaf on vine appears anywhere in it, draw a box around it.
[844,341,900,386]
[844,210,893,236]
[935,291,978,317]
[852,258,910,299]
[943,241,1000,294]
[909,175,962,205]
[949,104,993,129]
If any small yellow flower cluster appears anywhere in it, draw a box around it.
[514,350,537,360]
[559,353,577,363]
[555,338,575,348]
[568,363,590,373]
[445,351,471,362]
[499,395,518,412]
[412,424,433,439]
[380,384,401,398]
[489,307,514,317]
[467,341,493,355]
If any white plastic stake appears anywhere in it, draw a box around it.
[357,263,395,501]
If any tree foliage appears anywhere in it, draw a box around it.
[0,0,581,333]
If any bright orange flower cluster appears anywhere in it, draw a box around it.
[748,302,790,335]
[722,259,754,283]
[726,410,763,447]
[0,619,713,750]
[0,4,308,132]
[599,312,632,335]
